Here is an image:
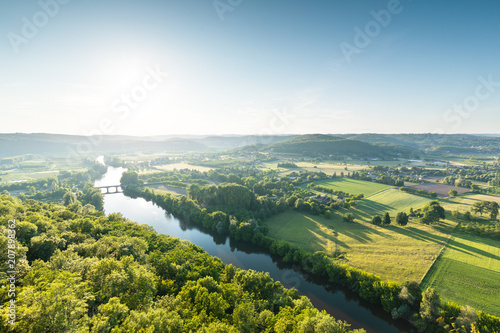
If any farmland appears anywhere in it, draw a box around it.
[404,182,470,197]
[310,178,394,197]
[262,161,366,174]
[265,209,457,283]
[151,163,214,172]
[421,234,500,316]
[440,193,500,213]
[353,189,433,221]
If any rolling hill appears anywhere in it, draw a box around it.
[264,134,415,158]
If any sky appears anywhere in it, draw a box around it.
[1,0,500,136]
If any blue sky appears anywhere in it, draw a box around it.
[1,0,499,136]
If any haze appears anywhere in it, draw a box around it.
[1,0,499,136]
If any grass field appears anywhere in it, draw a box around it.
[353,189,433,222]
[440,193,500,214]
[148,163,214,172]
[262,161,366,175]
[421,234,500,316]
[311,178,394,197]
[144,184,187,196]
[265,209,457,283]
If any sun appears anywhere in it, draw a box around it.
[99,52,153,90]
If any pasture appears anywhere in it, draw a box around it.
[311,178,393,197]
[440,193,500,213]
[144,184,187,196]
[151,163,213,172]
[265,210,456,283]
[353,189,432,221]
[421,234,500,316]
[262,161,366,175]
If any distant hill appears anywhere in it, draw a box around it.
[338,133,500,154]
[0,134,208,157]
[264,134,413,158]
[0,133,294,157]
[1,133,499,158]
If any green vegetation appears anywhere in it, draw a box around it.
[0,195,365,332]
[400,186,438,198]
[421,234,500,316]
[353,189,432,219]
[265,210,456,284]
[2,133,500,332]
[311,178,393,197]
[266,134,413,158]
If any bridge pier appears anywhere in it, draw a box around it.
[97,185,128,194]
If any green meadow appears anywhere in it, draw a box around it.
[311,178,394,197]
[421,234,500,316]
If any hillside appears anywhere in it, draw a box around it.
[0,134,294,157]
[265,134,412,158]
[340,134,500,155]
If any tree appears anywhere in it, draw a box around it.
[454,305,478,332]
[371,215,382,225]
[420,201,445,224]
[471,201,487,216]
[63,191,77,206]
[419,288,442,326]
[13,265,92,333]
[396,212,409,226]
[488,201,499,220]
[120,171,139,186]
[90,297,129,332]
[409,207,415,216]
[343,213,355,223]
[383,212,391,225]
[448,189,458,197]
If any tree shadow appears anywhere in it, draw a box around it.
[450,234,500,261]
[392,225,449,245]
[308,228,351,249]
[391,225,500,261]
[356,199,393,215]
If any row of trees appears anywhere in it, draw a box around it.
[471,200,499,220]
[370,202,445,227]
[371,212,409,226]
[400,186,438,198]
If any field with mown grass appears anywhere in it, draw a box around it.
[421,234,500,316]
[352,189,433,221]
[311,178,394,197]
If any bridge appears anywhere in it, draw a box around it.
[97,185,127,194]
[96,182,164,194]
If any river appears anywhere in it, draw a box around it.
[95,164,414,333]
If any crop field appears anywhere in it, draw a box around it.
[404,182,470,197]
[262,161,366,175]
[150,163,214,172]
[311,178,393,197]
[421,234,500,316]
[265,210,456,283]
[353,189,433,221]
